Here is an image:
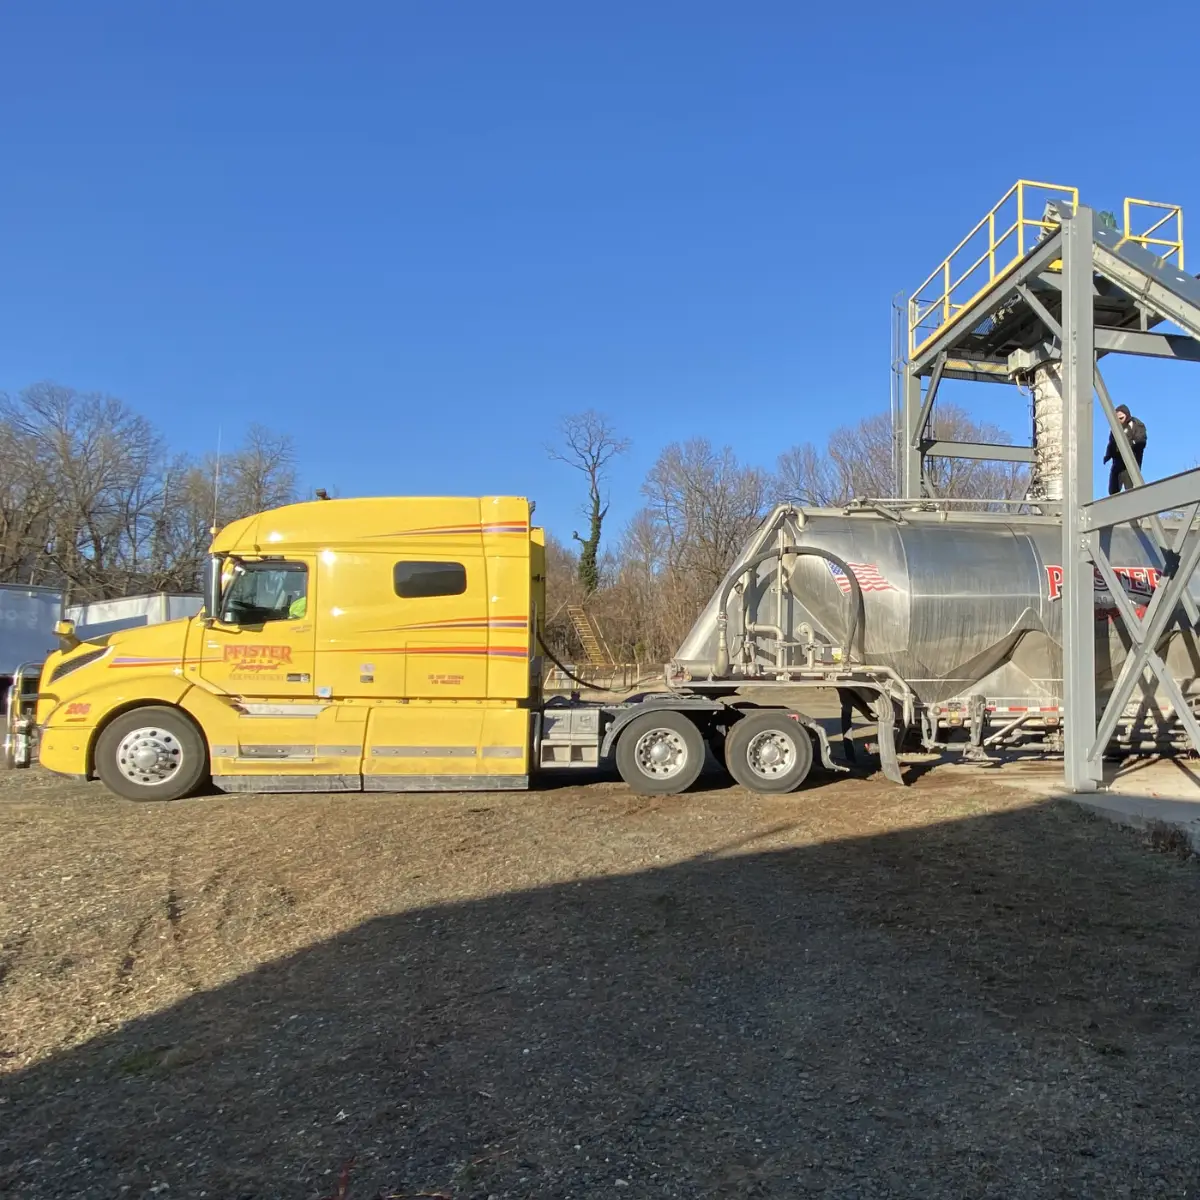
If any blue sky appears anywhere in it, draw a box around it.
[3,1,1199,546]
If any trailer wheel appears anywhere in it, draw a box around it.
[724,711,813,794]
[95,706,210,802]
[615,710,706,795]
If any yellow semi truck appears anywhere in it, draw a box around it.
[8,494,854,802]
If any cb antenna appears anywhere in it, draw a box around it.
[210,426,223,537]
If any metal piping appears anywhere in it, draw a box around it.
[715,545,865,677]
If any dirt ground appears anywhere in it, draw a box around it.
[2,759,1200,1199]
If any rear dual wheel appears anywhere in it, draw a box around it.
[615,710,706,795]
[724,711,814,794]
[614,708,816,797]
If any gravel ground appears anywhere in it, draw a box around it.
[1,760,1199,1199]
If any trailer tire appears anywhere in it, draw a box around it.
[615,710,706,795]
[724,711,813,794]
[95,706,210,802]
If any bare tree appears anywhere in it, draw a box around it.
[219,424,298,520]
[1,384,169,601]
[775,406,1028,509]
[0,383,299,602]
[597,439,772,660]
[641,439,769,587]
[0,413,57,583]
[547,411,630,594]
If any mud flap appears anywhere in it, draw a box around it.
[872,695,906,786]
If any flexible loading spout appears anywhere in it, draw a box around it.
[714,545,865,677]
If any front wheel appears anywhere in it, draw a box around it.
[724,711,814,794]
[615,710,706,795]
[95,706,210,802]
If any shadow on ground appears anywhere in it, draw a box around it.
[3,798,1200,1199]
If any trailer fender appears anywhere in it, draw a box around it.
[788,713,848,775]
[599,697,725,758]
[725,702,848,776]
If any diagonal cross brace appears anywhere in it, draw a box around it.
[1016,283,1062,340]
[1089,504,1200,761]
[911,352,947,449]
[1094,366,1199,627]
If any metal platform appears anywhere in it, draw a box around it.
[902,182,1184,491]
[896,182,1200,791]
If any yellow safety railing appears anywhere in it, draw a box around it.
[908,180,1078,358]
[1123,197,1183,268]
[907,182,1186,359]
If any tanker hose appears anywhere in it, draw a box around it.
[535,629,636,695]
[715,545,864,675]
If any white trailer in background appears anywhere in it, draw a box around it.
[0,585,64,714]
[65,593,203,642]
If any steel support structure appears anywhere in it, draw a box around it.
[900,189,1200,791]
[901,231,1067,498]
[1060,208,1099,789]
[1059,205,1200,789]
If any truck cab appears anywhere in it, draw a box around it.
[31,496,542,800]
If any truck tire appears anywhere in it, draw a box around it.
[95,706,210,802]
[724,710,813,794]
[615,710,706,795]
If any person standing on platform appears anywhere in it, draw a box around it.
[1103,404,1147,494]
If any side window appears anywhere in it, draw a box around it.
[222,562,308,625]
[394,561,467,599]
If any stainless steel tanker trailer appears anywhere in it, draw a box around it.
[654,501,1200,784]
[534,498,1200,797]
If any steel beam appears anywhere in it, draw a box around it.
[1095,328,1200,361]
[1016,282,1062,340]
[1093,366,1144,490]
[944,357,1012,381]
[1013,330,1200,367]
[1082,466,1200,530]
[910,352,946,448]
[1092,231,1200,343]
[902,370,924,498]
[1061,205,1100,792]
[921,440,1035,463]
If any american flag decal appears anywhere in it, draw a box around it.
[827,561,895,594]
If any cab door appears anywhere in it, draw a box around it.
[196,558,317,699]
[312,549,492,786]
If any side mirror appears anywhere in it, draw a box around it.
[54,619,80,649]
[202,555,224,624]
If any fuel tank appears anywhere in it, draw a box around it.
[673,505,1200,707]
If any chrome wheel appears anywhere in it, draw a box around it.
[615,711,706,796]
[633,727,689,780]
[115,726,184,787]
[725,712,814,794]
[745,729,797,780]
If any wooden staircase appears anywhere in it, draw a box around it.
[566,605,613,667]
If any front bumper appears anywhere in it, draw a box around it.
[38,726,90,777]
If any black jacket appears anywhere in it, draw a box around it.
[1104,416,1147,467]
